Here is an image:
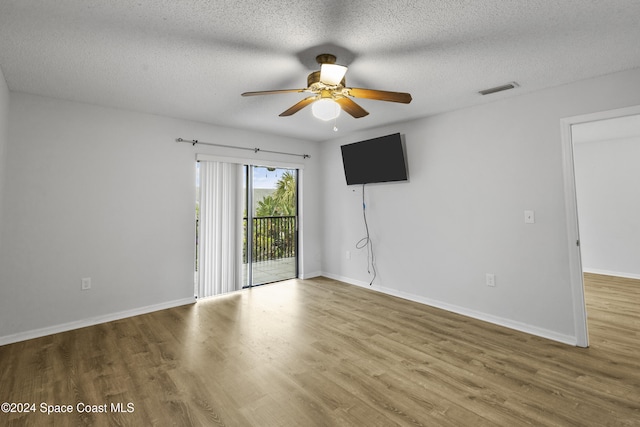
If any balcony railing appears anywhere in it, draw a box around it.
[243,216,296,263]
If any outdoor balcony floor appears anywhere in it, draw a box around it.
[242,256,296,286]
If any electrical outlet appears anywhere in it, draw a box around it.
[486,274,496,287]
[81,277,92,291]
[346,250,351,260]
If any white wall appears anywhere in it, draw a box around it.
[0,93,321,343]
[4,68,640,346]
[320,67,640,344]
[574,135,640,278]
[0,66,9,248]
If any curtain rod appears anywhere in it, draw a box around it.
[176,138,310,159]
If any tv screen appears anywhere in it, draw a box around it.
[340,133,408,185]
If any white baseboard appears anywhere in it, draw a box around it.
[320,272,577,346]
[583,268,640,280]
[299,270,322,280]
[0,297,196,346]
[321,272,372,288]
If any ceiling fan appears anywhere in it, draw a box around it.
[241,54,412,119]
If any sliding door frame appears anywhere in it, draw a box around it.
[245,165,299,287]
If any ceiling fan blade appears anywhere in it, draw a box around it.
[279,96,318,116]
[347,88,412,104]
[242,89,307,96]
[335,97,369,118]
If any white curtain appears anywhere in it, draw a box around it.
[197,161,243,298]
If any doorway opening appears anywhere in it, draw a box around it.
[243,165,298,287]
[561,104,640,347]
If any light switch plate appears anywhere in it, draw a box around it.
[524,210,535,224]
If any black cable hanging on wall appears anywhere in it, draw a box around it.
[356,183,377,285]
[176,138,310,159]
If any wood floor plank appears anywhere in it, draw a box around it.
[1,274,640,425]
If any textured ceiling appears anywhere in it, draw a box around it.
[1,0,640,142]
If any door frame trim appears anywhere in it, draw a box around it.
[560,104,640,348]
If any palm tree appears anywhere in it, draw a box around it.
[272,171,296,215]
[256,195,279,217]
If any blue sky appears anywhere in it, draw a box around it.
[195,164,295,189]
[251,166,294,189]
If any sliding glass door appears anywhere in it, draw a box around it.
[243,165,298,287]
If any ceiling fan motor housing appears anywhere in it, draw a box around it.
[315,53,337,65]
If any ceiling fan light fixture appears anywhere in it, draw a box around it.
[319,63,348,86]
[312,98,341,121]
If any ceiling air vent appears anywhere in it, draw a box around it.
[478,82,519,96]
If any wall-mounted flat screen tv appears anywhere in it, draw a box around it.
[340,133,408,185]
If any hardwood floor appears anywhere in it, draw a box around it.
[1,274,639,426]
